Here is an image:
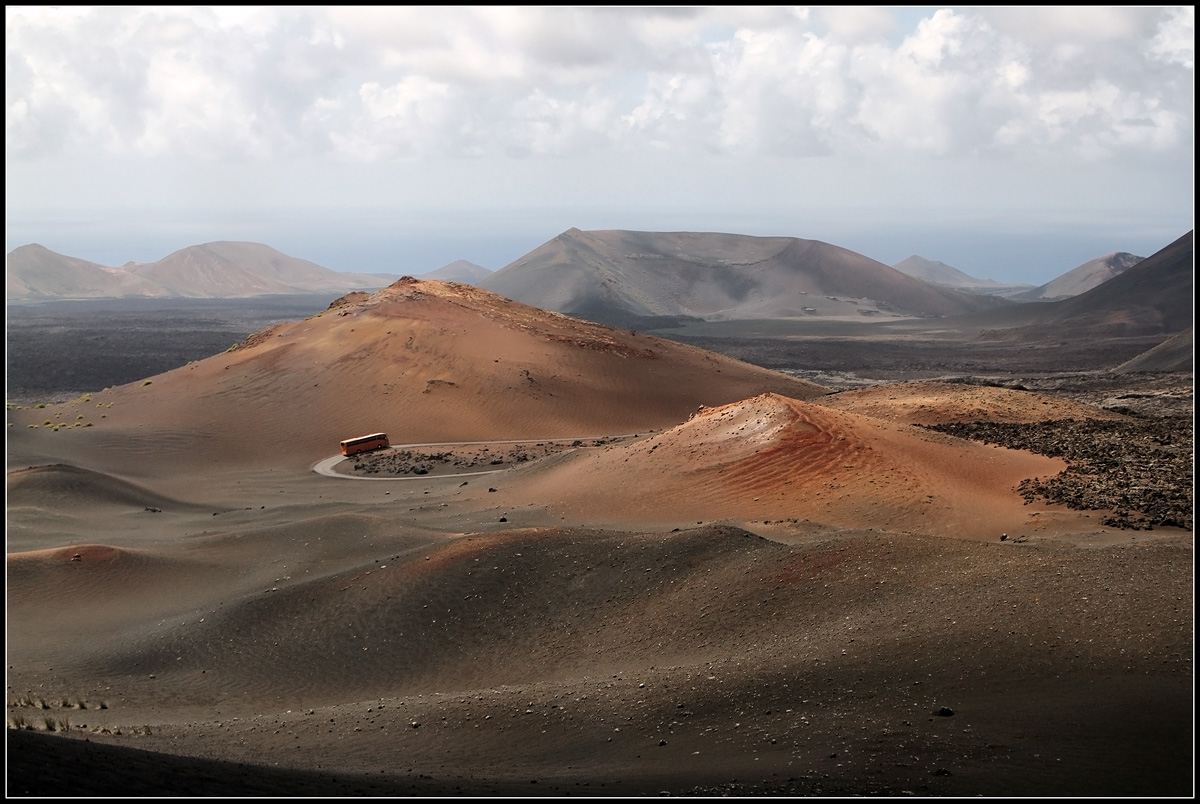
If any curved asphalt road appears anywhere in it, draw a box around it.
[312,435,641,481]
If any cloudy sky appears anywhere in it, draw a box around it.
[6,6,1194,284]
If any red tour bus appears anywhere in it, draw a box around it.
[340,432,390,456]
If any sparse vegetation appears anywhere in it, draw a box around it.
[10,694,98,714]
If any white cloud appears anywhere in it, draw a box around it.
[6,6,1192,166]
[1150,6,1195,69]
[977,6,1163,47]
[814,6,898,44]
[4,5,1193,281]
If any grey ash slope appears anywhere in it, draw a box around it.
[1113,327,1193,373]
[1012,251,1145,301]
[479,228,1008,328]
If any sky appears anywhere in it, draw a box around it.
[5,6,1195,285]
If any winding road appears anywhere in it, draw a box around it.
[312,435,642,481]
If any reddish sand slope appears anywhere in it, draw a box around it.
[814,380,1128,424]
[504,393,1071,539]
[6,279,827,475]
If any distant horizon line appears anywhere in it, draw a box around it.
[7,224,1188,289]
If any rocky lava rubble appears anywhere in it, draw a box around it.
[925,415,1193,530]
[351,438,623,477]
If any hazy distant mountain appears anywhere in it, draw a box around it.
[1012,252,1145,301]
[6,241,390,301]
[6,244,160,300]
[892,255,1031,295]
[418,259,492,283]
[972,232,1192,341]
[479,229,1006,328]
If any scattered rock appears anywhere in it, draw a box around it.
[925,417,1192,529]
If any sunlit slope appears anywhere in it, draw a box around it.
[504,392,1068,538]
[10,279,828,471]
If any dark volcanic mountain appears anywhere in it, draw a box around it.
[971,231,1192,342]
[1012,251,1145,301]
[6,242,388,300]
[478,229,1006,327]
